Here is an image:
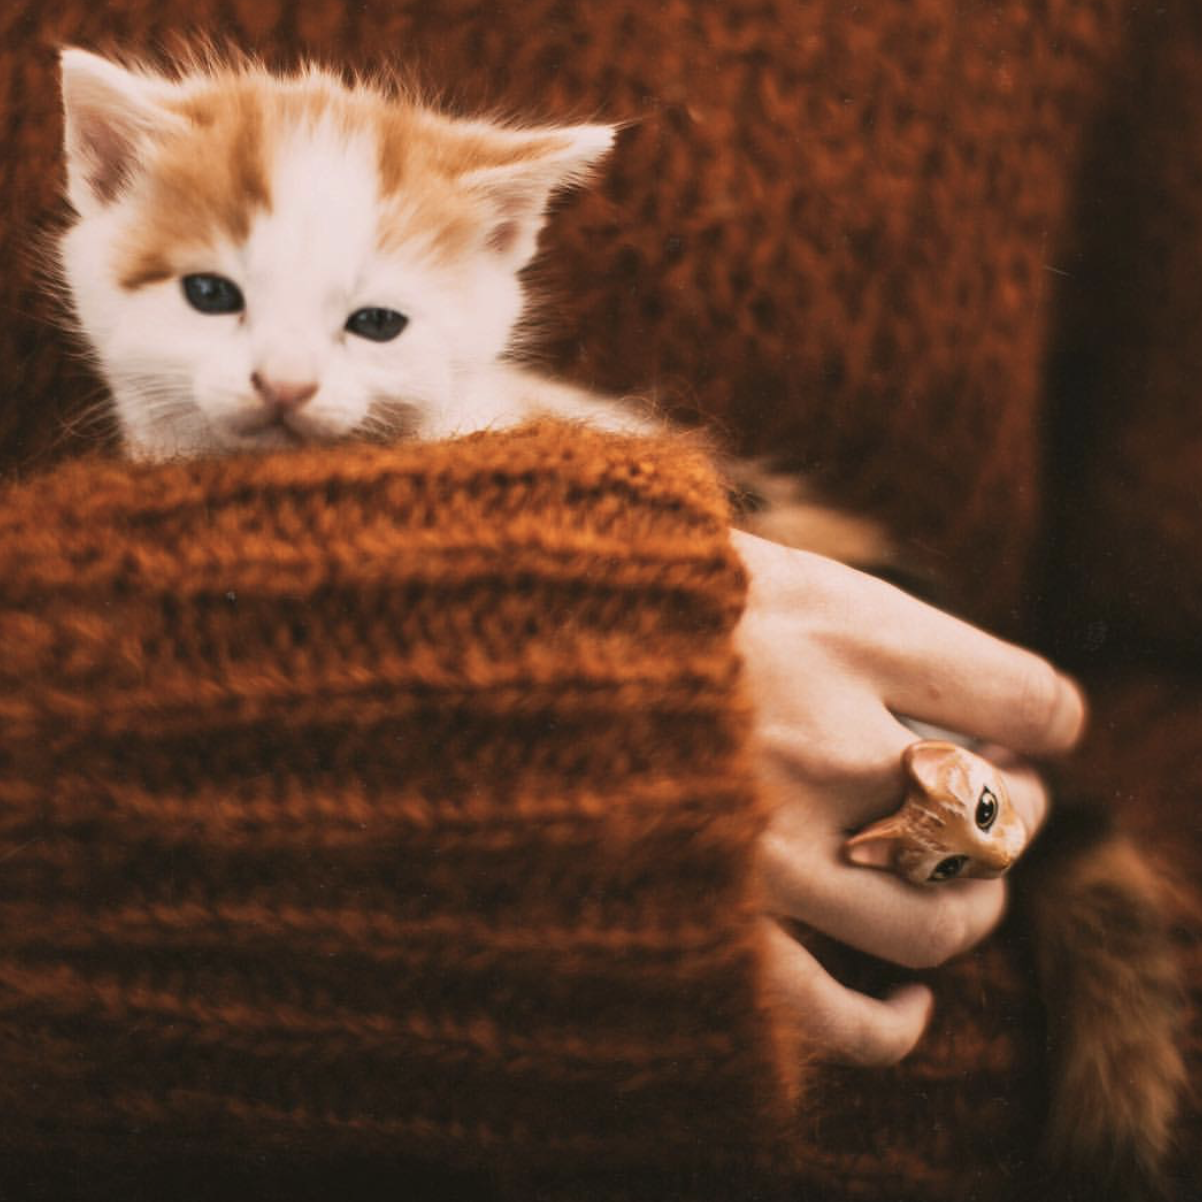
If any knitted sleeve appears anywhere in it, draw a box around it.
[0,423,795,1183]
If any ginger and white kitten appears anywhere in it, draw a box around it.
[58,47,650,460]
[56,48,1185,1200]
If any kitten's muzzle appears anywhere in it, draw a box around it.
[233,372,329,446]
[251,371,318,412]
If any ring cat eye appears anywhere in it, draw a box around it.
[929,854,968,882]
[182,274,245,314]
[346,307,409,342]
[975,786,999,831]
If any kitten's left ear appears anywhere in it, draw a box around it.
[60,47,183,215]
[462,123,616,266]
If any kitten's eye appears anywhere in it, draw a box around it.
[975,787,999,831]
[930,855,968,882]
[182,273,245,315]
[346,307,408,342]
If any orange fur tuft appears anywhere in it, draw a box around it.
[730,460,894,568]
[1023,825,1187,1199]
[104,58,611,287]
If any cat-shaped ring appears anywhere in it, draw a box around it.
[843,740,1028,886]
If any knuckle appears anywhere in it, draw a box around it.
[760,722,866,789]
[793,716,899,788]
[803,739,866,787]
[754,830,797,909]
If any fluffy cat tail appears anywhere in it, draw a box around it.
[1021,810,1188,1200]
[727,460,897,568]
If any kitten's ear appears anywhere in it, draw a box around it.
[60,47,182,214]
[461,123,616,266]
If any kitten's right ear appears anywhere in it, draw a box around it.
[460,123,617,268]
[60,48,181,214]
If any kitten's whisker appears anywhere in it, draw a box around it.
[356,397,420,444]
[39,386,123,460]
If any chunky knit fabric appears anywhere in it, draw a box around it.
[4,1,1202,1200]
[0,425,798,1193]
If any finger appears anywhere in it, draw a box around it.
[760,828,1008,968]
[865,594,1087,756]
[732,531,1086,756]
[757,706,915,827]
[761,918,934,1066]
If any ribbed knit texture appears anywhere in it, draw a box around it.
[0,424,788,1184]
[3,2,1202,1199]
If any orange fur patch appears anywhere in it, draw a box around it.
[372,111,573,260]
[120,73,275,289]
[117,66,512,289]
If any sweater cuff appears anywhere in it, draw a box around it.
[0,423,791,1175]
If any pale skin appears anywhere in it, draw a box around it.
[732,530,1087,1066]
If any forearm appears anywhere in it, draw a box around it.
[0,423,792,1175]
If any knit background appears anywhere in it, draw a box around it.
[3,1,1202,1200]
[0,0,1131,632]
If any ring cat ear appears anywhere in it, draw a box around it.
[902,739,965,794]
[60,47,182,214]
[456,122,616,267]
[843,813,910,868]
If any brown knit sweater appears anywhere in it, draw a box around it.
[8,1,1202,1198]
[0,424,801,1194]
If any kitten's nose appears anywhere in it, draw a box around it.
[251,371,318,411]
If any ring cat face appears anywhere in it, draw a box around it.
[844,740,1027,886]
[57,48,614,459]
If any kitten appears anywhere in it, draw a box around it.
[57,46,885,554]
[56,47,1185,1199]
[57,47,658,460]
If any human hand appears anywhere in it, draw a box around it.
[731,531,1086,1066]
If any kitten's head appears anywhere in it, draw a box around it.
[845,741,1027,886]
[57,48,614,458]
